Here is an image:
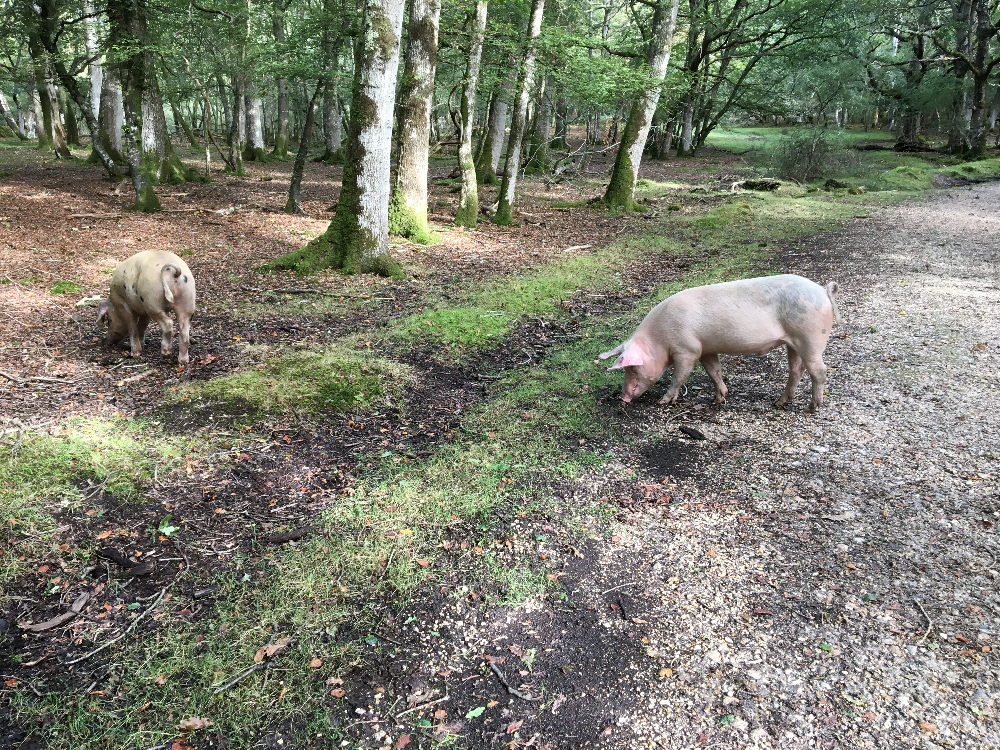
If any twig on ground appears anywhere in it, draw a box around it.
[395,693,450,719]
[915,599,934,643]
[212,663,266,695]
[67,213,122,220]
[488,662,542,701]
[601,582,638,595]
[0,370,25,384]
[63,587,167,665]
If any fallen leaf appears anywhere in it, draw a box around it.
[308,658,323,668]
[416,559,429,567]
[918,721,937,733]
[177,716,212,733]
[753,607,772,616]
[433,709,448,720]
[466,706,486,719]
[330,688,346,698]
[96,530,111,540]
[254,635,291,662]
[551,694,567,715]
[3,678,17,687]
[508,644,525,657]
[955,634,970,644]
[658,667,672,678]
[154,675,167,685]
[37,565,49,573]
[396,734,411,749]
[506,719,523,734]
[325,677,343,686]
[487,700,499,708]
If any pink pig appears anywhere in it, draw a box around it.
[599,274,842,412]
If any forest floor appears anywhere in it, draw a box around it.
[0,132,998,750]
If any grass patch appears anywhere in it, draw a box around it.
[171,346,414,414]
[0,418,192,590]
[49,280,83,295]
[391,252,631,355]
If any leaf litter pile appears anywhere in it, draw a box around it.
[1,143,999,750]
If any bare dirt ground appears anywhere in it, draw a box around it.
[1,142,998,749]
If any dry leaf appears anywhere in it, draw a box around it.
[325,676,344,686]
[177,716,212,733]
[433,709,448,720]
[416,559,429,567]
[918,721,937,733]
[551,694,567,715]
[505,720,523,734]
[396,735,411,749]
[508,644,525,657]
[308,658,323,668]
[153,675,167,685]
[330,688,346,698]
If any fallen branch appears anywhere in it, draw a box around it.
[67,213,122,220]
[212,662,266,695]
[20,593,90,633]
[63,587,167,665]
[0,370,25,384]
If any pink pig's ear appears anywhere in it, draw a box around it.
[608,342,645,370]
[96,300,111,326]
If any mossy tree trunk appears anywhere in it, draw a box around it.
[389,0,441,242]
[475,80,509,184]
[140,57,188,183]
[601,0,680,210]
[170,97,200,147]
[271,1,291,158]
[28,45,54,149]
[229,76,246,174]
[286,84,323,213]
[266,0,406,277]
[493,0,544,226]
[44,74,72,159]
[244,85,268,161]
[454,0,487,228]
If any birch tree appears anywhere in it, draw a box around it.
[600,0,680,210]
[388,0,441,242]
[454,0,487,228]
[267,0,407,276]
[492,0,544,226]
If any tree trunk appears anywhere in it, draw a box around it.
[217,75,232,140]
[63,91,82,146]
[29,48,54,149]
[525,76,552,173]
[83,0,103,122]
[474,83,507,184]
[45,72,72,159]
[552,89,567,149]
[140,57,187,183]
[0,92,28,139]
[286,84,323,213]
[602,0,680,209]
[454,0,488,228]
[266,0,407,277]
[229,76,246,174]
[389,0,441,240]
[272,5,291,157]
[171,97,199,146]
[94,67,125,163]
[244,86,267,161]
[493,0,545,226]
[318,12,345,163]
[31,90,46,144]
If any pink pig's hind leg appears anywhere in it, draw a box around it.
[802,350,828,413]
[774,346,804,408]
[699,353,728,404]
[659,353,697,405]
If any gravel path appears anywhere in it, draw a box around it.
[567,185,1000,749]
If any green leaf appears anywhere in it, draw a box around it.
[819,642,833,652]
[719,714,735,725]
[465,706,485,719]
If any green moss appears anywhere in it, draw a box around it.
[49,280,82,294]
[243,145,269,163]
[171,347,413,414]
[388,186,434,244]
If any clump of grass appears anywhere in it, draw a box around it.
[49,280,83,294]
[172,347,413,414]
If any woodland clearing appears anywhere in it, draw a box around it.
[1,132,998,750]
